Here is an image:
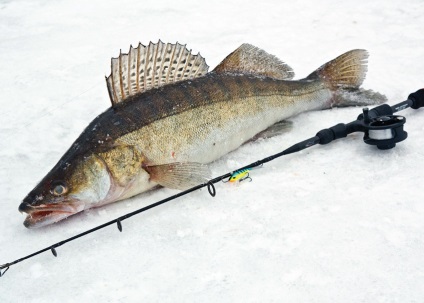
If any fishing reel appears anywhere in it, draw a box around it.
[314,89,424,151]
[361,108,407,150]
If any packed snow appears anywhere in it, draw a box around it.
[0,0,423,302]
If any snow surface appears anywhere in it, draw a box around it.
[1,0,424,302]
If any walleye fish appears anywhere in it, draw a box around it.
[19,41,386,228]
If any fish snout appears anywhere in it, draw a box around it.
[18,195,39,213]
[18,201,33,214]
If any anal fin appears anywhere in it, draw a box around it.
[146,162,211,190]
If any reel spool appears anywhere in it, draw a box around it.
[362,108,408,150]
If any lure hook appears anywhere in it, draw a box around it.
[239,174,252,182]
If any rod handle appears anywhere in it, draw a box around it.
[409,89,424,109]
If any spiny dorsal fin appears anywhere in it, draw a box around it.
[306,49,368,89]
[106,41,209,106]
[213,43,294,80]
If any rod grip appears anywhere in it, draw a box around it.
[409,89,424,109]
[316,123,348,144]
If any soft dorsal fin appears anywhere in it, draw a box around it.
[213,43,294,80]
[106,41,209,106]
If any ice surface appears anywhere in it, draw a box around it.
[1,0,423,302]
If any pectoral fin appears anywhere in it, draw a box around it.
[146,162,211,190]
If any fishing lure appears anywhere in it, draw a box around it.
[225,168,253,183]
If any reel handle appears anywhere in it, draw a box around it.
[409,89,424,109]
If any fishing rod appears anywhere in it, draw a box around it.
[1,89,423,278]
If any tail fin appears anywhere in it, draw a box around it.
[307,49,368,88]
[308,49,386,106]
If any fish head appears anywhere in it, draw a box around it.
[19,152,112,228]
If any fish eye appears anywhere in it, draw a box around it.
[51,183,67,196]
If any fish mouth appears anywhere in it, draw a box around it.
[19,202,84,228]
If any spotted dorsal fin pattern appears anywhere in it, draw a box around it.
[106,41,209,106]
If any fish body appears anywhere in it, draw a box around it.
[107,73,330,165]
[19,42,386,228]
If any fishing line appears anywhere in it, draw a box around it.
[1,89,423,278]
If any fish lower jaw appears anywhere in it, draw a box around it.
[22,204,85,228]
[24,210,75,228]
